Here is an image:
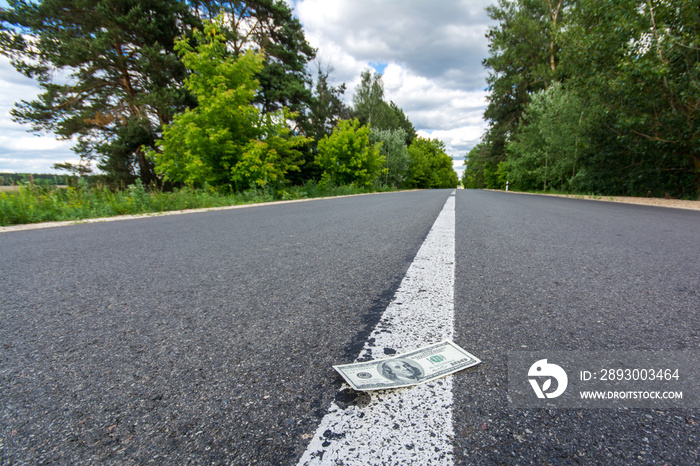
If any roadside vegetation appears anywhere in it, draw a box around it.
[464,0,699,200]
[0,1,458,227]
[0,178,398,226]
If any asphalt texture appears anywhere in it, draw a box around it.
[453,190,700,464]
[1,188,699,464]
[1,191,448,464]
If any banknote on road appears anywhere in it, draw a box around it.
[334,340,481,391]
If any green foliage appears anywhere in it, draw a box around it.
[0,0,315,185]
[0,173,73,186]
[0,0,196,184]
[562,0,700,198]
[406,138,459,189]
[291,66,352,184]
[389,102,417,146]
[504,83,586,191]
[462,143,502,189]
[352,69,386,127]
[316,119,386,187]
[306,66,352,143]
[192,0,316,119]
[2,1,428,194]
[0,181,232,226]
[481,0,700,198]
[150,19,307,190]
[370,129,410,188]
[352,69,417,143]
[483,0,571,156]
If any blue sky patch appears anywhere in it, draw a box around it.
[369,62,388,75]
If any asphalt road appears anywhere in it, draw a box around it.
[452,190,700,464]
[1,189,699,464]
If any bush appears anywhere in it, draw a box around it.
[316,119,386,187]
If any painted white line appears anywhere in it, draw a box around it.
[299,192,456,465]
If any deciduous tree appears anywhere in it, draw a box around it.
[150,20,306,190]
[352,69,416,144]
[482,0,572,160]
[407,138,458,189]
[370,129,410,188]
[563,0,700,197]
[316,119,385,187]
[504,83,586,191]
[191,0,316,122]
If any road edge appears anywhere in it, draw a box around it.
[0,190,421,234]
[480,189,700,211]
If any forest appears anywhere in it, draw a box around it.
[465,0,699,199]
[0,0,458,194]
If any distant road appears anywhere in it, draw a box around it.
[1,189,698,464]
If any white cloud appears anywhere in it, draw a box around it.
[0,135,73,152]
[294,0,495,160]
[0,56,75,173]
[381,63,488,128]
[417,124,486,158]
[296,0,493,88]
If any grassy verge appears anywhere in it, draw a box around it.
[492,186,700,201]
[0,180,398,227]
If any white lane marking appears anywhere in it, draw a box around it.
[299,193,456,465]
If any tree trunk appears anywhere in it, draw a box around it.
[545,0,562,72]
[694,154,700,200]
[135,147,156,187]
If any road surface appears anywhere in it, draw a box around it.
[1,189,698,464]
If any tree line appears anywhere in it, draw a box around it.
[0,0,457,192]
[0,173,73,186]
[465,0,699,199]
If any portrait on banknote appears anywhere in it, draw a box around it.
[378,358,424,384]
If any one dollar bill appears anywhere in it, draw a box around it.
[333,340,481,391]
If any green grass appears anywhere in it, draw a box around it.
[0,180,398,227]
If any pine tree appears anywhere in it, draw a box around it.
[0,0,198,184]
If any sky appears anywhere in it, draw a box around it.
[0,0,496,177]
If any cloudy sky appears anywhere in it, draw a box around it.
[0,0,496,176]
